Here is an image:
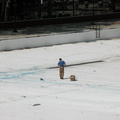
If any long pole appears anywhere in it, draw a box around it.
[39,0,42,18]
[13,0,17,32]
[73,0,75,16]
[92,0,95,25]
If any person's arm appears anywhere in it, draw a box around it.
[58,62,60,67]
[64,61,66,66]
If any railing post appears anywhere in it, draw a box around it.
[13,0,17,32]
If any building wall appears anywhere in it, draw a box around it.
[0,27,120,51]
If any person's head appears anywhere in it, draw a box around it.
[59,58,62,61]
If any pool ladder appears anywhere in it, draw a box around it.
[90,22,100,39]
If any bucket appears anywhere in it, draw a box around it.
[70,75,76,81]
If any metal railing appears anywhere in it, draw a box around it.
[90,22,100,39]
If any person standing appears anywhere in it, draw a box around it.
[58,58,66,79]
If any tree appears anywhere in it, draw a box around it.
[110,0,116,11]
[1,0,12,21]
